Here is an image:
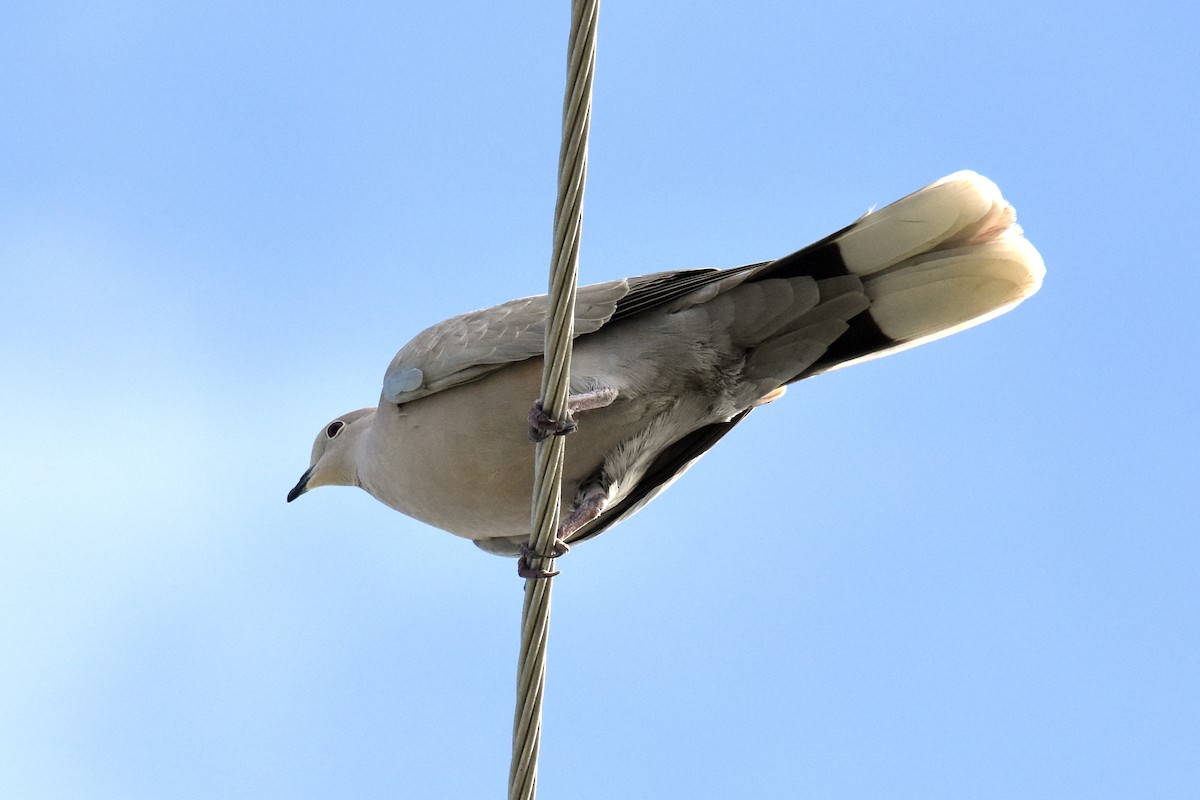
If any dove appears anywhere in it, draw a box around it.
[288,171,1044,575]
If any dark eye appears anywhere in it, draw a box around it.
[326,420,345,439]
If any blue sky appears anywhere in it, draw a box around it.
[3,2,1197,798]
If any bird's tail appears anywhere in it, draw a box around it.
[759,170,1045,381]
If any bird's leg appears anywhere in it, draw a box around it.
[528,386,619,442]
[558,483,609,540]
[515,484,609,579]
[567,385,620,413]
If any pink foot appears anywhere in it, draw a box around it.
[527,386,619,442]
[528,401,578,442]
[517,539,571,579]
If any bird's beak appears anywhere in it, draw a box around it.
[287,466,314,503]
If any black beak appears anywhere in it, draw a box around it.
[287,466,314,503]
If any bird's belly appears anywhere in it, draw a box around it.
[362,358,641,542]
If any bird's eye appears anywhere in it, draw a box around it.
[326,420,345,439]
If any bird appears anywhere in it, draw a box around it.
[288,171,1044,576]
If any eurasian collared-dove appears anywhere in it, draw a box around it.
[288,172,1044,572]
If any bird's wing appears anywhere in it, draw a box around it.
[381,266,768,405]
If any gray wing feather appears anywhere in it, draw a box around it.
[380,263,770,405]
[382,278,629,404]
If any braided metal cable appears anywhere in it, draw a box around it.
[509,2,599,798]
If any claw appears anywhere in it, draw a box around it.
[528,401,578,442]
[517,559,560,579]
[527,388,619,442]
[517,539,571,579]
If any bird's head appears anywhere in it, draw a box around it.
[287,407,376,502]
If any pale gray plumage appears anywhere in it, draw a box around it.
[288,171,1045,559]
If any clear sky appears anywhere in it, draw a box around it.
[3,2,1197,798]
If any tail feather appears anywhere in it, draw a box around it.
[864,236,1042,343]
[759,170,1045,380]
[835,171,1016,273]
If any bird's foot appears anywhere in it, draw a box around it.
[528,401,577,442]
[517,539,571,579]
[514,485,609,578]
[527,387,618,442]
